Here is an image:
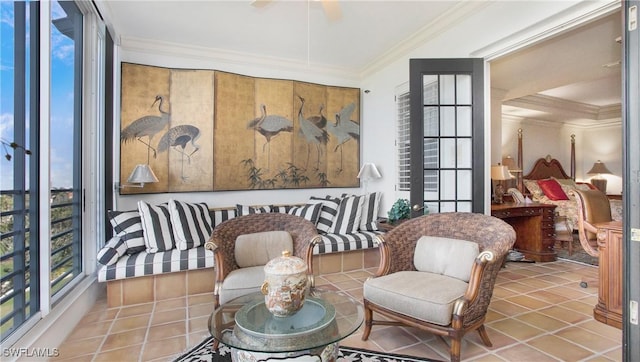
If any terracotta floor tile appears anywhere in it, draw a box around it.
[488,318,545,340]
[141,335,186,360]
[147,320,187,342]
[505,294,552,310]
[117,303,154,318]
[56,336,103,360]
[527,334,594,361]
[150,308,186,326]
[93,344,142,362]
[100,328,147,351]
[110,314,151,333]
[64,320,112,342]
[515,311,569,332]
[57,260,622,361]
[493,342,559,361]
[555,326,621,353]
[155,296,187,311]
[538,305,593,325]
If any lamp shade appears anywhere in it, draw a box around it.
[587,160,612,175]
[127,164,159,184]
[491,165,512,181]
[357,163,382,180]
[501,155,521,172]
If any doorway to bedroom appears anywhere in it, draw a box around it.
[489,8,623,262]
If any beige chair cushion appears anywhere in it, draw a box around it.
[413,236,479,282]
[219,265,265,305]
[234,231,293,267]
[363,271,469,326]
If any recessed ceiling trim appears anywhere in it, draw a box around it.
[504,94,601,119]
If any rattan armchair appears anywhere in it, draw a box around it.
[362,212,516,362]
[204,213,321,308]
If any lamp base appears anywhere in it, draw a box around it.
[493,183,505,204]
[590,178,607,193]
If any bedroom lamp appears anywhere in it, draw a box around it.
[357,163,382,194]
[491,164,512,204]
[121,164,159,188]
[587,160,612,193]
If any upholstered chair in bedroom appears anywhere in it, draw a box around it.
[362,213,516,362]
[570,188,613,257]
[204,213,321,309]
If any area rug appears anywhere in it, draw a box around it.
[555,234,598,266]
[173,337,435,362]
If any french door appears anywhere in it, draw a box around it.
[409,59,484,216]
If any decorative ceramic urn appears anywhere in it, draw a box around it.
[261,250,308,317]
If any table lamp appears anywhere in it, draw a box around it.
[491,164,512,204]
[357,163,382,194]
[587,160,611,193]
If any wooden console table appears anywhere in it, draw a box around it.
[491,203,557,262]
[593,220,623,329]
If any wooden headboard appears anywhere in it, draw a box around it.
[514,131,576,188]
[523,156,572,180]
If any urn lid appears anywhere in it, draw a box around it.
[264,250,307,275]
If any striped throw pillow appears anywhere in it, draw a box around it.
[169,199,213,250]
[236,204,271,216]
[359,192,382,231]
[96,236,128,266]
[138,201,176,253]
[308,196,340,234]
[287,203,322,225]
[107,210,146,254]
[329,195,364,234]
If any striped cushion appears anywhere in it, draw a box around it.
[107,210,146,255]
[270,205,293,213]
[236,204,271,216]
[359,192,382,231]
[97,236,128,266]
[210,208,236,228]
[308,196,340,233]
[329,195,364,234]
[97,247,214,282]
[287,203,322,224]
[138,201,176,253]
[170,199,213,250]
[312,231,383,254]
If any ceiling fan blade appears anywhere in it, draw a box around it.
[321,0,342,21]
[251,0,272,8]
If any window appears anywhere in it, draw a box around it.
[396,91,410,191]
[0,0,104,344]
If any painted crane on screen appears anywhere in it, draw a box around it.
[328,102,359,174]
[297,95,329,170]
[247,104,293,169]
[157,125,201,180]
[120,95,170,162]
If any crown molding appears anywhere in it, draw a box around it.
[359,1,492,79]
[504,94,621,121]
[119,36,360,83]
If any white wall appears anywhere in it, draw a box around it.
[114,0,619,215]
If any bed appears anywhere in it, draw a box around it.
[512,131,622,231]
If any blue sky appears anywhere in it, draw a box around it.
[1,1,77,191]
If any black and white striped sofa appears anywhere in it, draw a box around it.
[97,193,384,284]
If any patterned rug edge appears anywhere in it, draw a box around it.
[173,337,438,362]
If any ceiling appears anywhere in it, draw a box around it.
[99,1,622,127]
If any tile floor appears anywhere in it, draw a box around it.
[52,259,622,361]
